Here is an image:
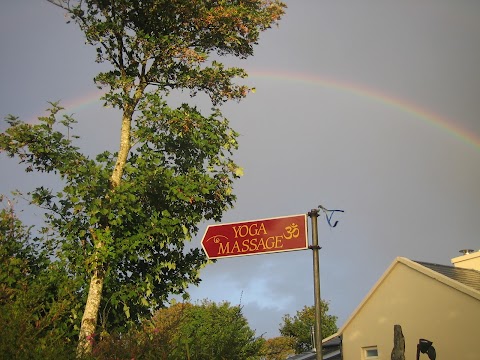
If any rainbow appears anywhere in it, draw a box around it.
[27,89,105,123]
[59,89,105,113]
[29,71,480,152]
[247,70,480,152]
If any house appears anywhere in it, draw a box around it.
[319,250,480,360]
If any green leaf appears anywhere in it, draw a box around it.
[124,304,131,319]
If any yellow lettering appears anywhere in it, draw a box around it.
[232,225,242,238]
[218,242,230,254]
[265,236,275,249]
[275,235,284,249]
[257,238,265,250]
[232,241,241,253]
[232,223,268,239]
[250,238,258,251]
[258,222,267,235]
[223,230,285,255]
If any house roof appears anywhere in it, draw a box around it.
[287,336,342,360]
[286,351,316,360]
[286,349,341,360]
[414,260,480,293]
[329,257,480,337]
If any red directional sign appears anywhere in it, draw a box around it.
[201,214,308,259]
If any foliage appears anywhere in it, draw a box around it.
[0,100,236,330]
[279,303,338,354]
[2,0,286,353]
[258,336,295,360]
[48,0,286,108]
[87,300,264,360]
[0,196,39,303]
[0,196,79,359]
[154,300,264,360]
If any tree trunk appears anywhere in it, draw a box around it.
[111,111,133,187]
[110,85,144,187]
[76,84,143,355]
[76,112,131,356]
[77,270,105,356]
[391,324,405,360]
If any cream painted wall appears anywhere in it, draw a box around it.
[341,261,480,360]
[451,251,480,271]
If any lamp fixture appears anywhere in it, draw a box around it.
[416,339,436,360]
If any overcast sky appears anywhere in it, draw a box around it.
[1,1,480,339]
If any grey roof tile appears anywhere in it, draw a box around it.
[415,261,480,292]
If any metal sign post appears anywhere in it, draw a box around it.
[308,208,323,360]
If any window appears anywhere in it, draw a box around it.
[363,346,379,359]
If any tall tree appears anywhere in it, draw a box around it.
[1,0,285,355]
[279,303,338,354]
[151,301,263,360]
